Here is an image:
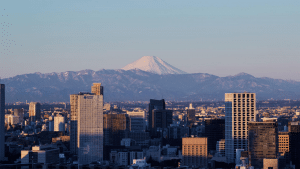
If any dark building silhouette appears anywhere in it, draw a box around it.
[103,114,130,146]
[289,121,300,168]
[128,131,150,146]
[248,121,278,168]
[151,109,172,137]
[187,109,195,124]
[148,99,165,131]
[0,84,4,161]
[203,118,225,153]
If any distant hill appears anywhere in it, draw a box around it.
[2,69,300,103]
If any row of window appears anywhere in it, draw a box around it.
[233,94,255,98]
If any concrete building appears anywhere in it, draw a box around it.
[151,109,172,137]
[148,99,165,131]
[248,121,278,169]
[70,83,104,164]
[128,131,150,146]
[110,151,144,166]
[29,102,41,122]
[127,109,146,132]
[225,93,256,163]
[13,109,24,123]
[288,121,300,168]
[187,103,196,123]
[182,137,208,168]
[278,131,289,161]
[103,113,130,146]
[204,118,225,153]
[216,139,225,157]
[91,82,103,95]
[0,84,4,161]
[5,114,19,125]
[21,145,59,165]
[130,158,151,169]
[54,115,65,132]
[263,159,278,169]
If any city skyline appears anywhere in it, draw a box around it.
[1,1,300,81]
[1,81,300,168]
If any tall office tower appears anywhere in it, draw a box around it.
[54,115,65,132]
[0,84,5,161]
[203,118,225,153]
[288,121,300,168]
[151,109,172,137]
[29,102,41,122]
[278,131,289,164]
[148,99,165,131]
[70,83,104,164]
[225,93,256,163]
[248,121,278,168]
[187,103,196,124]
[103,114,130,146]
[182,137,208,168]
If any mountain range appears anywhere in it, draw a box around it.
[1,56,300,102]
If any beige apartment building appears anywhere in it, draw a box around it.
[278,131,289,157]
[182,137,208,168]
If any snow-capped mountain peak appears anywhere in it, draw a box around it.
[122,56,186,75]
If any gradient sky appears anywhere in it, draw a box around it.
[0,0,299,81]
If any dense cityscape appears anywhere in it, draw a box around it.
[0,83,299,169]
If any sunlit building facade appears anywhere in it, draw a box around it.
[225,93,256,163]
[29,102,41,122]
[182,137,208,168]
[70,83,104,164]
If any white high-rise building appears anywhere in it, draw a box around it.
[0,84,5,161]
[70,83,104,165]
[54,115,65,132]
[225,93,256,163]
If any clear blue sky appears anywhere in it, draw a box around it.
[1,0,299,81]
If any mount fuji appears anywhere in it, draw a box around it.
[122,56,187,75]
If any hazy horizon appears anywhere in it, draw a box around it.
[1,1,299,81]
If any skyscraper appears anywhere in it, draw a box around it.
[203,118,225,153]
[54,115,65,132]
[152,109,172,137]
[148,99,165,131]
[248,121,278,168]
[29,102,41,122]
[0,84,5,161]
[288,121,300,168]
[70,83,104,164]
[225,93,256,163]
